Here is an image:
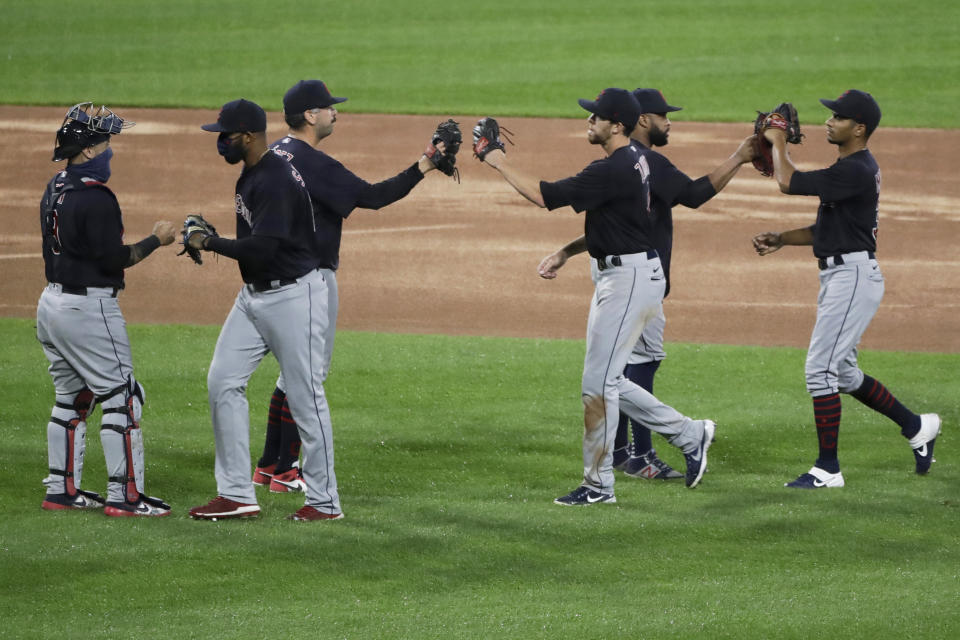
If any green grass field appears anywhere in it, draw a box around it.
[2,0,958,126]
[1,318,957,638]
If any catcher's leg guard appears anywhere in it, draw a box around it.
[99,378,146,504]
[43,388,96,498]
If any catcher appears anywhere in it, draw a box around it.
[180,80,460,508]
[38,102,176,516]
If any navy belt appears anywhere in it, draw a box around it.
[596,250,658,271]
[59,285,118,297]
[818,251,875,270]
[250,278,297,293]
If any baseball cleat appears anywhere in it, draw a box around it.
[189,496,260,520]
[269,467,306,493]
[287,505,344,521]
[623,449,683,480]
[553,486,616,506]
[785,466,845,489]
[612,444,632,471]
[252,463,277,486]
[104,493,172,517]
[41,489,106,511]
[684,420,715,488]
[910,413,941,475]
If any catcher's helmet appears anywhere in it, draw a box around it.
[53,102,134,161]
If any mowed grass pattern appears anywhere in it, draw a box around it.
[1,318,957,638]
[1,0,958,127]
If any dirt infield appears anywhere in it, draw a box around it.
[2,106,957,352]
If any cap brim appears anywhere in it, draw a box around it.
[201,122,226,132]
[577,98,599,114]
[663,104,682,112]
[819,98,846,116]
[330,96,348,105]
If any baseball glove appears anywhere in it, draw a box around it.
[177,213,218,265]
[425,119,462,182]
[472,117,514,161]
[752,103,803,177]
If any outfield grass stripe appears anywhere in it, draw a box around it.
[2,1,958,128]
[1,318,957,637]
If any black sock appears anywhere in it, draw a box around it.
[625,361,660,454]
[813,393,841,473]
[257,386,285,467]
[276,399,302,472]
[614,412,629,451]
[849,375,921,439]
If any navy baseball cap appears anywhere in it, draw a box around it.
[632,88,682,114]
[283,80,348,114]
[578,88,641,128]
[201,99,267,133]
[819,89,881,135]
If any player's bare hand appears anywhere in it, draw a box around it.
[186,231,206,250]
[418,155,436,174]
[152,221,177,246]
[752,232,783,256]
[538,251,567,279]
[763,127,787,145]
[419,140,449,174]
[483,148,506,169]
[736,135,760,163]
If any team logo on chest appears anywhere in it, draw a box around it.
[235,194,252,227]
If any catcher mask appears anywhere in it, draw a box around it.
[53,102,133,162]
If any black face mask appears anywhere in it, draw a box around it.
[217,132,245,164]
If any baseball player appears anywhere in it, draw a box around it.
[476,88,715,506]
[187,98,343,521]
[251,80,453,493]
[752,89,942,488]
[539,88,758,480]
[37,102,176,516]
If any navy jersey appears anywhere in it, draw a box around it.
[789,149,880,257]
[540,144,653,258]
[635,143,716,295]
[234,151,316,283]
[270,137,423,270]
[40,169,126,289]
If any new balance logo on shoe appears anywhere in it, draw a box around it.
[638,465,659,479]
